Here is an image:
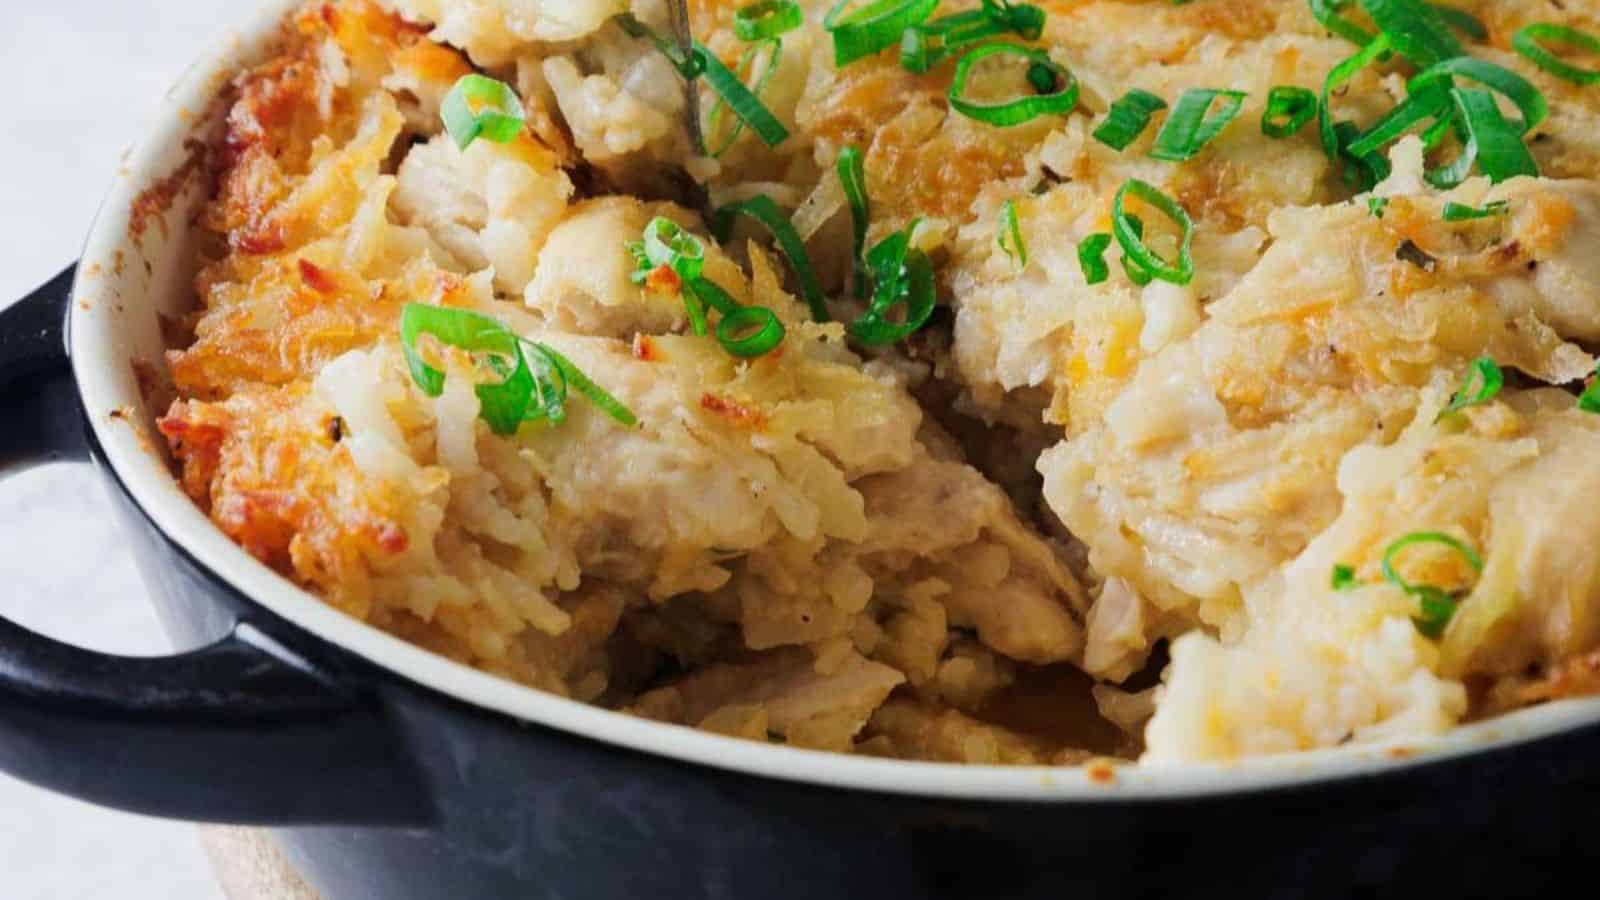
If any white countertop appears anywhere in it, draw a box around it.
[0,3,253,897]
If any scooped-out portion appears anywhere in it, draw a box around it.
[159,0,1600,765]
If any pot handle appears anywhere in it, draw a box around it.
[0,266,436,827]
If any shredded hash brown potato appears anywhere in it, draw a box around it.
[159,0,1600,764]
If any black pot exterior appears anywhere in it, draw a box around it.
[96,445,1597,900]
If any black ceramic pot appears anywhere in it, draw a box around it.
[1,3,1597,895]
[3,266,1598,899]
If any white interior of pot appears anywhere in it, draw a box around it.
[65,0,1600,800]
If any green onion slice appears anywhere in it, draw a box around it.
[400,304,635,433]
[901,10,1004,74]
[716,305,788,357]
[1320,34,1392,160]
[1368,196,1390,218]
[837,146,871,298]
[1310,0,1377,47]
[686,275,743,317]
[1438,356,1504,419]
[1151,88,1246,161]
[1111,179,1195,286]
[704,39,784,157]
[712,194,829,322]
[993,0,1047,40]
[537,344,638,426]
[850,229,937,345]
[401,303,519,400]
[1380,531,1483,638]
[1357,0,1463,68]
[1331,563,1360,591]
[1425,87,1539,188]
[1078,233,1112,285]
[630,217,712,335]
[901,0,1046,74]
[1093,89,1168,151]
[441,75,527,151]
[948,44,1080,127]
[1345,83,1455,160]
[615,13,705,79]
[825,0,941,67]
[997,199,1027,269]
[1429,5,1486,42]
[1441,200,1509,221]
[1513,23,1600,86]
[1117,215,1155,286]
[1410,57,1547,135]
[735,0,804,40]
[1578,364,1600,414]
[694,43,790,148]
[1262,85,1318,138]
[1335,121,1395,191]
[638,217,707,283]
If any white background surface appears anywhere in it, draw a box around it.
[0,3,248,898]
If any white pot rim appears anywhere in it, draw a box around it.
[63,0,1600,803]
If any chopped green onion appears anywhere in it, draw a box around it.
[1117,215,1156,286]
[711,194,829,322]
[401,303,517,400]
[635,217,706,283]
[1410,57,1547,135]
[630,217,710,334]
[1345,83,1456,159]
[704,38,784,157]
[614,13,705,79]
[440,75,527,151]
[849,227,937,345]
[837,146,871,298]
[716,305,787,357]
[1579,364,1600,413]
[735,0,804,40]
[1111,179,1195,286]
[1261,85,1318,138]
[997,199,1027,269]
[686,274,743,316]
[1320,34,1392,161]
[901,10,1005,73]
[1368,196,1390,218]
[1093,89,1168,151]
[948,43,1080,127]
[1513,24,1600,86]
[1437,356,1503,419]
[1151,88,1246,161]
[694,42,790,148]
[536,343,638,426]
[1442,200,1508,221]
[900,0,1046,74]
[824,0,941,67]
[1334,121,1395,191]
[1357,0,1462,68]
[1310,0,1377,47]
[1429,5,1486,42]
[1331,563,1359,591]
[993,0,1047,40]
[1380,531,1483,638]
[400,304,634,433]
[1425,87,1539,188]
[1078,233,1112,285]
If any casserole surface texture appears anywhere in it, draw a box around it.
[158,0,1600,764]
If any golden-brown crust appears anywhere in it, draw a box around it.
[160,387,410,617]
